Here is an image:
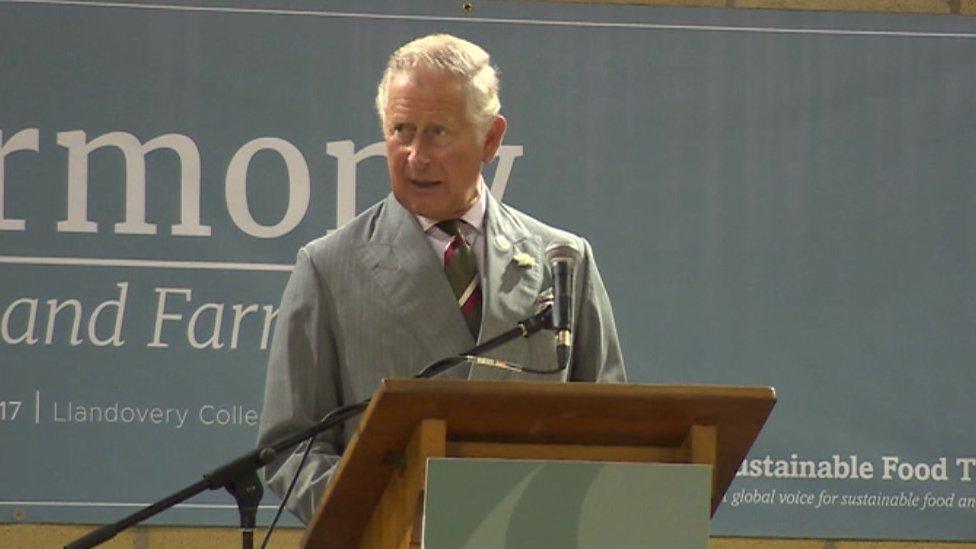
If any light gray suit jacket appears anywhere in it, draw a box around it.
[257,192,626,523]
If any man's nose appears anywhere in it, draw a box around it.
[407,136,431,169]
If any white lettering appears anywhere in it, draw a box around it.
[488,145,523,200]
[325,140,386,231]
[56,130,209,235]
[229,303,258,350]
[44,298,83,345]
[87,282,128,347]
[0,128,39,231]
[225,137,309,238]
[149,287,192,348]
[1,297,39,345]
[199,404,259,426]
[881,456,948,481]
[187,302,224,349]
[957,457,976,481]
[260,304,277,351]
[5,129,524,238]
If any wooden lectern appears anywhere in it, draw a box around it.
[302,379,776,548]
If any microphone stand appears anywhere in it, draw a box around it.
[416,305,552,379]
[63,401,367,549]
[64,306,554,549]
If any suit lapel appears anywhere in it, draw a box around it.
[479,193,546,353]
[357,195,475,372]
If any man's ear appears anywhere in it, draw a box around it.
[481,115,508,163]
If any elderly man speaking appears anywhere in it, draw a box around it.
[257,33,627,523]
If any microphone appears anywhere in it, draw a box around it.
[545,242,580,371]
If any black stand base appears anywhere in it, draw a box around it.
[227,470,263,549]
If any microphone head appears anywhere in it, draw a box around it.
[545,242,581,265]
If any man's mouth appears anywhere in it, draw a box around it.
[409,179,441,188]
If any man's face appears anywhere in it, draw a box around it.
[383,69,505,221]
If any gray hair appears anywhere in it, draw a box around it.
[375,34,501,135]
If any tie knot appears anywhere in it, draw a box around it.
[436,219,463,238]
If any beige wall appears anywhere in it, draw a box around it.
[3,524,976,548]
[4,1,973,548]
[548,0,976,14]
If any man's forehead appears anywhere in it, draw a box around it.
[385,71,468,119]
[390,68,465,93]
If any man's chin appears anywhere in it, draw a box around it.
[392,185,477,221]
[397,198,459,221]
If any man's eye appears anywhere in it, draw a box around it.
[391,124,414,139]
[427,126,452,142]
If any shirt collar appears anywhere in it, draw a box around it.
[416,176,487,235]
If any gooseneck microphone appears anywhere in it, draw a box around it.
[545,242,580,371]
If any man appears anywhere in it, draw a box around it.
[257,33,626,523]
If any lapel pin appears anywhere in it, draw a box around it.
[513,251,535,269]
[494,234,511,250]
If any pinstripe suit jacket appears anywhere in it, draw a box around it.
[257,192,626,523]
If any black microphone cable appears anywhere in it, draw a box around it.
[259,400,368,549]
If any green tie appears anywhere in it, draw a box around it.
[437,220,482,339]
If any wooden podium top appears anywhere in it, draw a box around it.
[305,379,775,547]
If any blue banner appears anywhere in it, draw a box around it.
[1,0,974,540]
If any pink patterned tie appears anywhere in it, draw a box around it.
[437,220,482,338]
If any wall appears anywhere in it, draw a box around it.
[2,0,972,547]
